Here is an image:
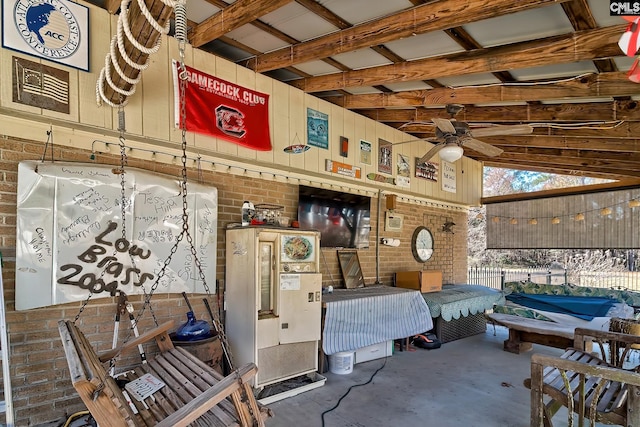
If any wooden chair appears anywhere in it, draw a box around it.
[58,319,271,427]
[527,327,640,427]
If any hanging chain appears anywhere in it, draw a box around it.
[117,109,158,326]
[89,4,237,399]
[172,10,235,368]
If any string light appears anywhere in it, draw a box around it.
[487,196,639,226]
[475,213,483,220]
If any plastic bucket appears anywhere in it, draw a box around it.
[328,351,354,375]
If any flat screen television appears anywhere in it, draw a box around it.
[297,185,370,248]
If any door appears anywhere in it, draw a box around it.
[278,273,322,344]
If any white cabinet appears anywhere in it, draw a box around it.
[225,227,322,388]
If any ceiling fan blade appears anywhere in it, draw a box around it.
[461,137,503,157]
[418,144,445,164]
[470,124,533,137]
[392,137,441,146]
[432,118,457,134]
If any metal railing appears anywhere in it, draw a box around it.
[467,266,640,291]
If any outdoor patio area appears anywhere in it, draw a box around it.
[264,325,608,427]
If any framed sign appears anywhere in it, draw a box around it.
[2,0,90,71]
[441,161,457,193]
[360,140,372,164]
[307,108,329,149]
[416,158,438,182]
[378,138,392,174]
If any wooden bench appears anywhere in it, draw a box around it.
[527,327,640,427]
[59,319,271,427]
[486,312,577,354]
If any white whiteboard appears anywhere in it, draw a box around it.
[16,161,218,310]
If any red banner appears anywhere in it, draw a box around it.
[173,61,271,151]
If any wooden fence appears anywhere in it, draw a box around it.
[467,267,640,291]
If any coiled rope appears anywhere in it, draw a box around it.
[96,0,178,108]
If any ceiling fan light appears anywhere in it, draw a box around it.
[439,144,464,162]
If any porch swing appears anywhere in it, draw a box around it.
[57,4,268,425]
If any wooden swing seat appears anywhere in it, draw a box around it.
[59,319,271,427]
[527,327,640,426]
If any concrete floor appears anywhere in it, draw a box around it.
[263,326,603,427]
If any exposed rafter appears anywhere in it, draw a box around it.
[190,0,294,47]
[322,72,638,109]
[290,25,625,92]
[245,0,569,72]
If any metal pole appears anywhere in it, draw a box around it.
[374,189,382,285]
[0,254,13,427]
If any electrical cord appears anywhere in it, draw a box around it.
[62,411,95,427]
[321,356,388,427]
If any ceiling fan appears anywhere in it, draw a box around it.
[413,104,533,164]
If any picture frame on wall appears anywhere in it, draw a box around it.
[378,139,392,174]
[307,108,329,149]
[2,0,90,71]
[360,140,372,164]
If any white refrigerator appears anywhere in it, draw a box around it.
[225,227,322,389]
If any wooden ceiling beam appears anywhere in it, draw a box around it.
[354,99,640,122]
[290,24,625,92]
[323,71,637,108]
[245,0,569,72]
[398,122,640,141]
[482,136,640,152]
[295,0,350,29]
[561,0,618,73]
[443,26,517,83]
[492,147,640,164]
[477,152,640,173]
[190,0,293,47]
[453,101,640,122]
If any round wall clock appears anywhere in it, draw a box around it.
[411,226,434,263]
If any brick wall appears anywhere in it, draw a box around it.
[0,135,467,425]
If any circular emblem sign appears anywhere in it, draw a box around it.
[14,0,81,60]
